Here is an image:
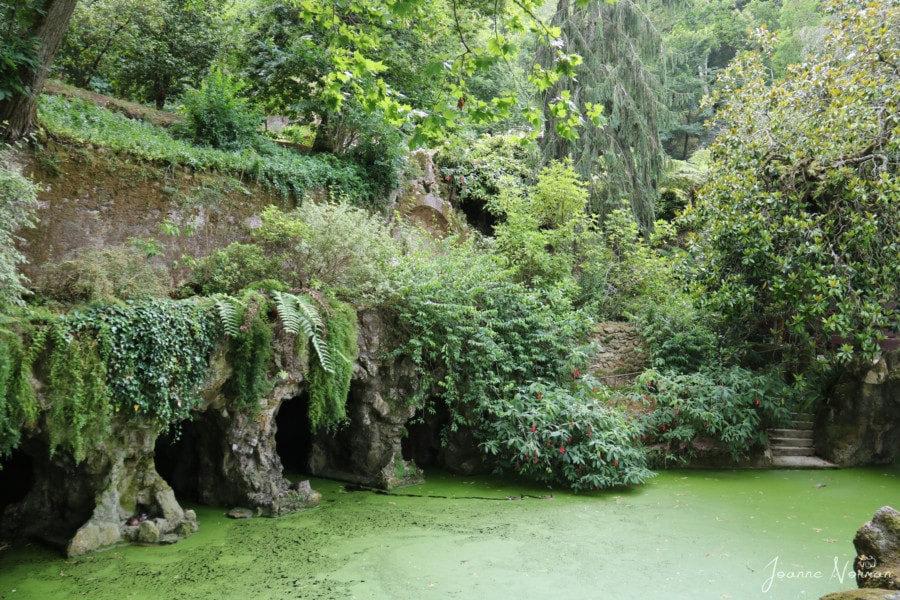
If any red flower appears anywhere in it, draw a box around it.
[755,398,760,406]
[560,447,566,454]
[675,409,680,415]
[573,369,580,378]
[531,425,536,433]
[614,460,619,467]
[546,441,551,447]
[537,393,542,400]
[567,436,572,443]
[661,425,667,432]
[587,430,592,437]
[534,458,538,463]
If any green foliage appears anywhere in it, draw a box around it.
[177,70,261,151]
[0,323,41,459]
[634,367,795,465]
[273,290,332,373]
[631,299,718,374]
[0,156,38,310]
[579,203,681,319]
[0,1,41,102]
[2,299,219,461]
[215,292,274,410]
[32,245,171,304]
[437,133,539,210]
[253,203,400,305]
[306,299,358,433]
[67,299,220,426]
[187,242,280,296]
[488,160,588,289]
[389,237,592,435]
[45,322,110,461]
[37,95,379,207]
[480,379,655,491]
[690,1,900,372]
[60,0,222,108]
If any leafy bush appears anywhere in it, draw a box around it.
[437,133,538,208]
[0,157,38,311]
[631,298,717,374]
[480,379,655,491]
[578,203,682,318]
[177,70,261,151]
[389,237,592,442]
[253,203,401,305]
[634,367,794,466]
[689,2,900,372]
[32,245,171,304]
[488,160,589,290]
[186,242,280,295]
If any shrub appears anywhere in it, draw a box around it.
[177,70,261,151]
[186,242,280,296]
[480,379,655,491]
[32,245,170,304]
[634,367,795,466]
[631,298,718,374]
[253,203,400,305]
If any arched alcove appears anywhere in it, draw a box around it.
[401,398,450,468]
[274,392,313,475]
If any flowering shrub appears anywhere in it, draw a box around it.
[479,378,654,491]
[635,367,794,465]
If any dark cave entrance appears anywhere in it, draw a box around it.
[401,398,450,468]
[0,448,34,514]
[275,392,313,475]
[155,419,204,502]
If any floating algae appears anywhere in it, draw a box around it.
[1,466,898,599]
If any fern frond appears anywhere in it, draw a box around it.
[214,295,243,337]
[273,291,333,373]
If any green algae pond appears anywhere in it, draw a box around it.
[1,466,898,600]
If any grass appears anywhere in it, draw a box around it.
[37,94,378,208]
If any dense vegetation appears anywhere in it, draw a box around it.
[0,0,897,492]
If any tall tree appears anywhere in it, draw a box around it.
[0,0,78,141]
[539,0,669,231]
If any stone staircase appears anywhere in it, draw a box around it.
[768,412,837,468]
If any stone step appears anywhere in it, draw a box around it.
[772,455,837,469]
[771,446,816,457]
[791,420,814,430]
[770,436,814,448]
[769,428,813,439]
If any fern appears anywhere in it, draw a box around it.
[214,295,242,337]
[273,290,333,373]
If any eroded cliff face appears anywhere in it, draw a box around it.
[0,309,423,556]
[816,351,900,466]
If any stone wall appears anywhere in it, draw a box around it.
[816,350,900,466]
[589,322,648,386]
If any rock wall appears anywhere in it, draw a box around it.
[0,308,426,556]
[589,322,648,386]
[816,350,900,466]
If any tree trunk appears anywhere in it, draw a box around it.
[0,0,79,142]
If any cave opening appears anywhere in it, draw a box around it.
[401,398,450,467]
[274,392,313,476]
[0,448,35,514]
[154,419,204,503]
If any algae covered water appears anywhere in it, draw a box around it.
[1,466,898,600]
